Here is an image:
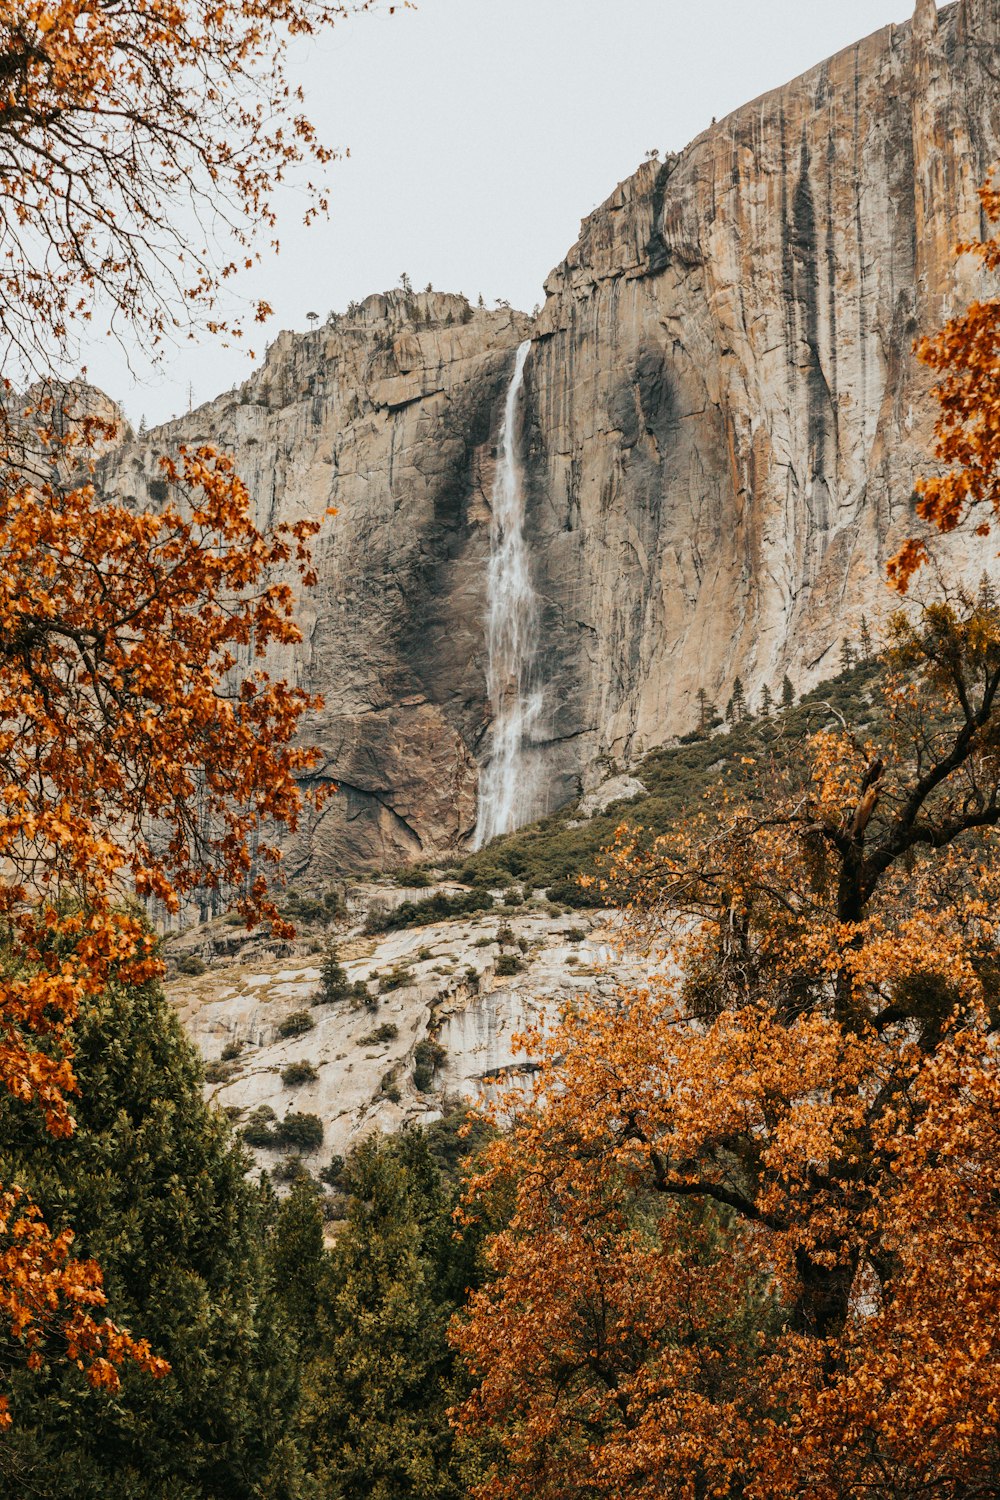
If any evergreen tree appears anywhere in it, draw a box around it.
[270,1174,326,1350]
[0,982,296,1499]
[696,687,714,735]
[859,614,874,663]
[840,637,857,674]
[760,684,773,719]
[781,674,795,709]
[730,676,747,724]
[295,1133,476,1500]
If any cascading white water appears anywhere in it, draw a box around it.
[473,340,544,848]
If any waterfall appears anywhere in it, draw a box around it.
[473,340,544,848]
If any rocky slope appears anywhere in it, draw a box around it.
[103,0,1000,877]
[168,889,637,1166]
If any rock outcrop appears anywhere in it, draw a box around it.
[102,293,532,877]
[103,0,1000,876]
[524,0,1000,777]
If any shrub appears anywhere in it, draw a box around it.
[565,928,586,943]
[465,966,480,991]
[358,1023,398,1047]
[546,878,599,910]
[277,1009,314,1039]
[221,1041,242,1061]
[413,1038,447,1092]
[495,953,524,977]
[273,1154,311,1184]
[319,1154,345,1189]
[314,946,352,1005]
[204,1059,232,1084]
[502,886,524,907]
[364,888,492,934]
[393,866,432,888]
[496,922,515,947]
[380,1070,401,1104]
[241,1105,278,1147]
[378,966,412,993]
[281,1060,319,1087]
[275,1112,324,1152]
[176,953,207,976]
[282,886,345,926]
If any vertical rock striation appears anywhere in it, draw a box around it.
[525,0,1000,780]
[102,0,1000,875]
[101,293,532,876]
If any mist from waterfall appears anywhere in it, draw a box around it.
[473,340,544,848]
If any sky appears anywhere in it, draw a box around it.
[85,0,921,427]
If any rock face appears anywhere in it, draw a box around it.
[103,0,1000,876]
[524,0,1000,778]
[102,293,533,877]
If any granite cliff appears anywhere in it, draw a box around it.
[102,0,1000,877]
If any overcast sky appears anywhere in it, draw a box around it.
[88,0,921,427]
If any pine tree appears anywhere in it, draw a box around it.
[0,981,297,1498]
[840,637,857,674]
[731,677,747,724]
[696,687,715,735]
[296,1134,473,1500]
[859,615,874,663]
[781,674,795,710]
[760,684,773,719]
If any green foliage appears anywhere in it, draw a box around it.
[364,888,492,934]
[359,1023,399,1047]
[0,981,297,1499]
[242,1103,278,1146]
[316,944,350,1001]
[276,1113,324,1153]
[282,1060,319,1087]
[175,952,207,976]
[293,1129,495,1499]
[378,965,412,993]
[277,1008,315,1038]
[494,953,524,977]
[413,1039,447,1092]
[282,886,346,927]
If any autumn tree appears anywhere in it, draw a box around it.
[454,178,1000,1498]
[455,590,1000,1497]
[0,0,375,1419]
[889,176,1000,587]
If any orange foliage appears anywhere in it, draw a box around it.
[0,0,362,1416]
[0,0,381,368]
[890,176,1000,589]
[0,407,326,1403]
[454,594,1000,1496]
